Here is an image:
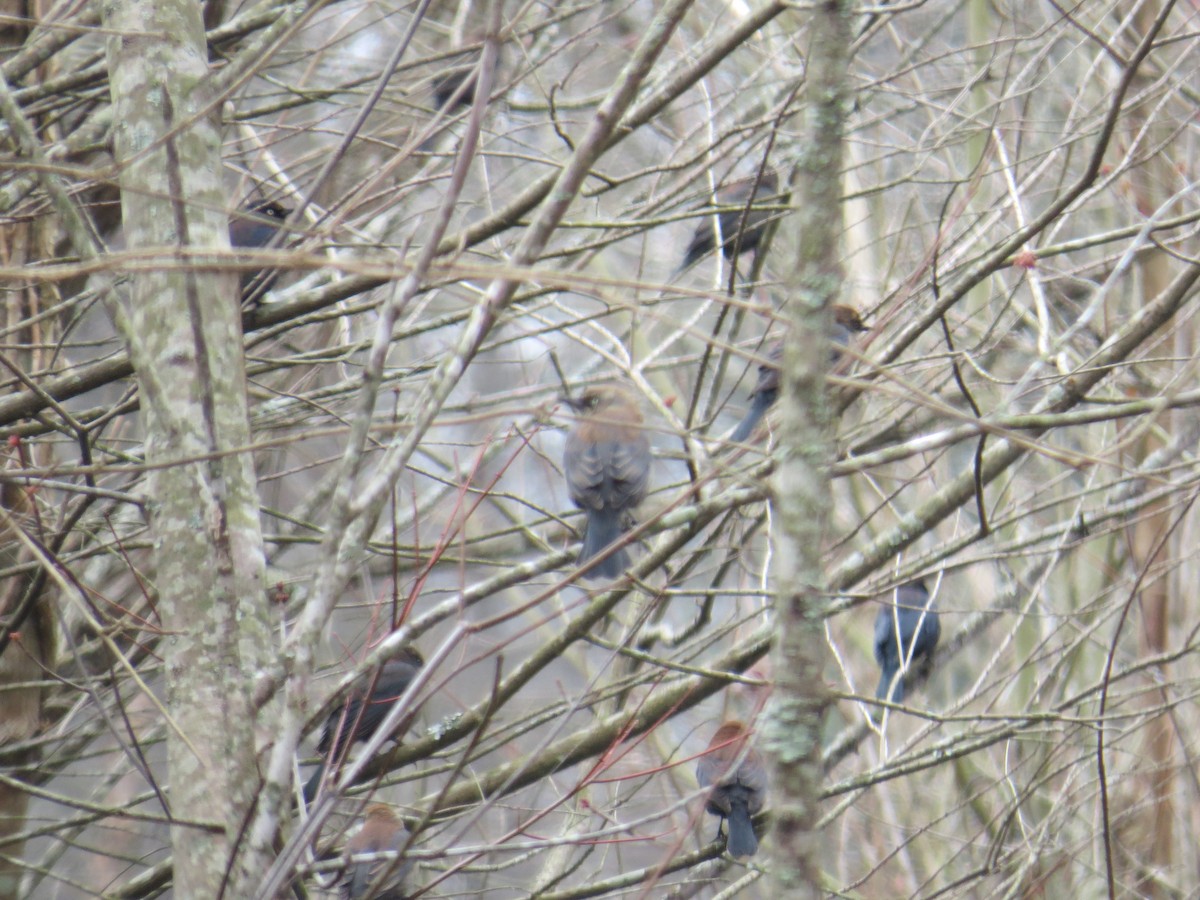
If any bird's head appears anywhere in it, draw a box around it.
[564,384,637,415]
[709,720,750,747]
[257,202,291,220]
[832,304,867,332]
[394,645,425,669]
[364,803,401,824]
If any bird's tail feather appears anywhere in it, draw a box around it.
[725,800,758,858]
[731,393,774,444]
[876,667,905,704]
[680,239,707,272]
[302,762,326,804]
[578,510,628,579]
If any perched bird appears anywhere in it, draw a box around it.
[229,200,291,249]
[681,171,779,270]
[432,66,477,111]
[342,803,411,900]
[696,721,766,858]
[304,647,425,802]
[432,33,500,112]
[873,579,941,707]
[563,384,651,580]
[729,304,867,443]
[230,200,291,302]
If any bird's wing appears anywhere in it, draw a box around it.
[873,605,900,668]
[605,434,650,508]
[895,583,940,654]
[563,434,607,510]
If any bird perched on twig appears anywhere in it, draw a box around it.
[873,579,941,709]
[304,647,425,803]
[696,720,766,858]
[341,803,412,899]
[562,384,651,580]
[681,170,779,271]
[729,304,867,443]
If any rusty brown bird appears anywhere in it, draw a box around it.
[342,803,411,899]
[696,720,766,858]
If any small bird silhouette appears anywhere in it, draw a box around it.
[304,647,425,802]
[431,33,499,112]
[432,66,477,111]
[342,803,411,899]
[874,579,941,708]
[681,171,779,271]
[562,384,651,580]
[696,720,766,858]
[729,304,867,443]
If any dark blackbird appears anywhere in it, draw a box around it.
[681,171,779,270]
[304,647,424,802]
[696,720,766,858]
[230,201,290,249]
[432,66,477,111]
[874,579,941,707]
[432,34,499,112]
[563,384,651,580]
[729,304,867,443]
[342,803,411,900]
[230,201,291,303]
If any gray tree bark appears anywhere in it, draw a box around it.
[101,0,272,893]
[766,1,853,894]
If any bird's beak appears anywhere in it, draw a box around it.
[560,394,581,411]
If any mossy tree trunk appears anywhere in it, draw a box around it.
[100,0,273,893]
[766,0,853,895]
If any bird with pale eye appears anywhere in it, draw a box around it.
[230,200,291,303]
[562,385,651,580]
[730,304,867,444]
[230,201,290,249]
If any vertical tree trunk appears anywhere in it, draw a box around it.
[766,1,852,895]
[0,482,54,900]
[0,107,59,892]
[1118,2,1180,893]
[100,0,272,893]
